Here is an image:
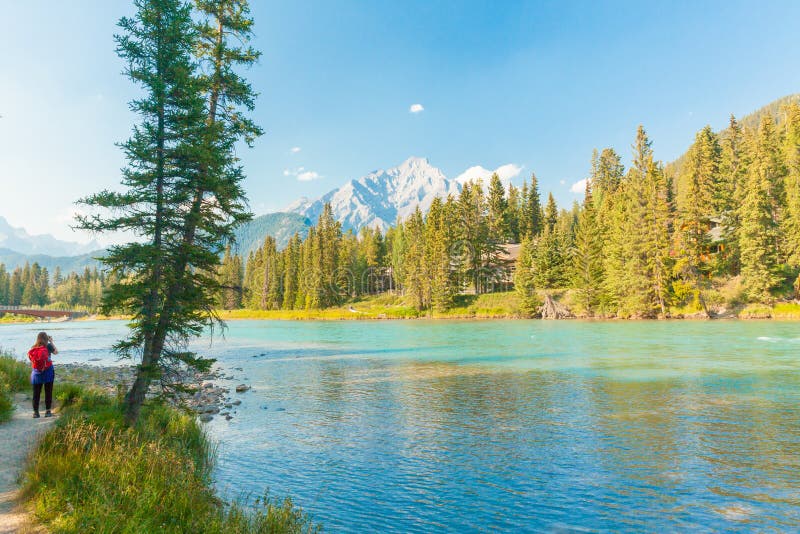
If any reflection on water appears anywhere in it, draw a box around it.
[2,319,799,531]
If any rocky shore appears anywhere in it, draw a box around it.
[56,362,249,423]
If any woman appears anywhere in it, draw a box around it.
[27,331,57,418]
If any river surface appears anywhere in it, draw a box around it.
[2,319,799,532]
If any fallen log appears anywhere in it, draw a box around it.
[540,294,573,320]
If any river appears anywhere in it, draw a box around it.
[1,319,799,531]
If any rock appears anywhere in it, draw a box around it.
[232,400,242,406]
[225,415,233,421]
[235,384,250,393]
[275,407,285,412]
[199,414,213,423]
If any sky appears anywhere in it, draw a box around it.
[1,0,800,244]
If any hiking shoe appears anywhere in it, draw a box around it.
[33,412,40,418]
[45,410,53,418]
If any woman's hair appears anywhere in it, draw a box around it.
[33,331,49,348]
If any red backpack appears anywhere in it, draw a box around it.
[28,346,51,372]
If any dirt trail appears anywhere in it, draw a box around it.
[0,394,55,533]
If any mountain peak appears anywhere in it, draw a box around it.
[286,157,521,232]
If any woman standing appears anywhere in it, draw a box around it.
[27,331,57,418]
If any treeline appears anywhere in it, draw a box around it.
[221,104,800,318]
[0,263,111,310]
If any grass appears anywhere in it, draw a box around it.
[771,302,800,319]
[0,351,30,422]
[220,291,524,321]
[0,313,37,324]
[20,385,319,533]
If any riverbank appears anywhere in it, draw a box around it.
[0,354,318,532]
[219,292,800,321]
[17,386,318,533]
[4,292,800,325]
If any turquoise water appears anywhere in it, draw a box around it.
[2,319,800,531]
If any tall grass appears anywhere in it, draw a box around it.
[21,386,319,533]
[0,351,30,422]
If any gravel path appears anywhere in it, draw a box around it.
[0,394,55,533]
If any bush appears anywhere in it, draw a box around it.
[21,386,319,533]
[0,379,12,423]
[0,352,30,392]
[0,351,30,422]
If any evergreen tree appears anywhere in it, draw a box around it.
[425,197,454,311]
[718,115,746,273]
[781,103,800,268]
[76,0,260,424]
[520,173,542,237]
[675,126,720,312]
[739,116,783,301]
[487,173,510,243]
[543,193,558,234]
[571,181,604,315]
[514,236,539,317]
[403,207,427,309]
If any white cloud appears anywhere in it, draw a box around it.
[297,171,321,182]
[494,163,523,183]
[454,163,523,185]
[290,146,301,153]
[409,103,424,114]
[570,178,589,193]
[559,179,566,185]
[285,167,322,181]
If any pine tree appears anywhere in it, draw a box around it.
[739,116,783,301]
[403,207,427,309]
[520,174,542,237]
[506,183,521,242]
[514,236,539,317]
[571,181,604,315]
[487,173,509,243]
[543,193,558,234]
[675,126,720,312]
[76,0,260,424]
[425,197,454,311]
[781,103,800,268]
[718,115,746,273]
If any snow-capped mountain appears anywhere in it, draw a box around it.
[288,157,521,232]
[0,216,102,257]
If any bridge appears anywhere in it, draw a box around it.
[0,305,89,320]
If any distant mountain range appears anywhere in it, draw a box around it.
[0,247,101,274]
[0,216,101,257]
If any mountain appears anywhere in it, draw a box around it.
[0,216,102,257]
[232,212,311,257]
[289,157,464,232]
[0,247,101,273]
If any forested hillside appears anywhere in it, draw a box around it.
[218,97,800,318]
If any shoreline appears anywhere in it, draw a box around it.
[3,311,800,325]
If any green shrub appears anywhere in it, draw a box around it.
[22,386,319,533]
[0,352,30,422]
[0,379,12,423]
[0,352,30,391]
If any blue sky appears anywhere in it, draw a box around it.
[1,0,799,242]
